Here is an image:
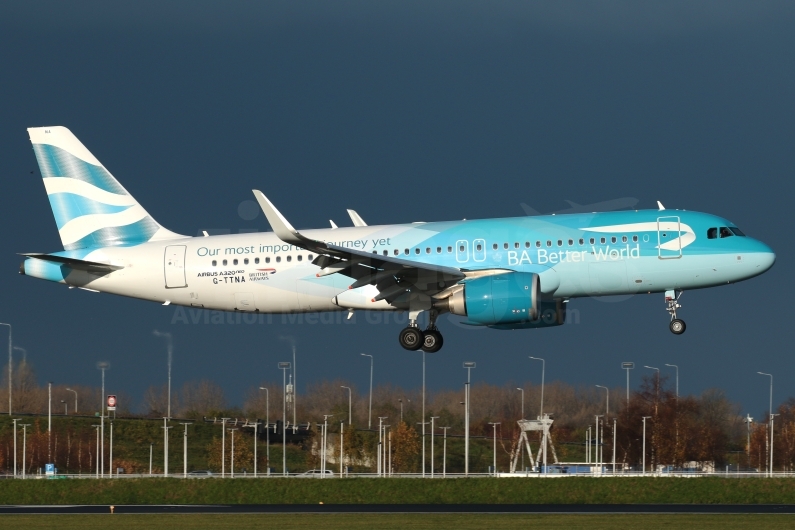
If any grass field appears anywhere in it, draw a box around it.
[2,514,794,529]
[1,477,795,505]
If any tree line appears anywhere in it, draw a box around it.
[1,359,791,473]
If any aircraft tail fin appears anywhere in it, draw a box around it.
[28,126,185,250]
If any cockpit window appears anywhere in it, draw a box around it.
[707,227,717,239]
[730,227,746,237]
[719,227,734,238]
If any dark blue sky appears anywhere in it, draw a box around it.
[1,1,792,416]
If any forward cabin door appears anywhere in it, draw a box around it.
[164,245,187,288]
[657,216,682,259]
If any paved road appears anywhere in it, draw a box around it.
[2,504,795,514]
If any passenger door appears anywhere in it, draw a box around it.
[657,216,682,259]
[164,245,187,288]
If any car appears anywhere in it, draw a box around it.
[187,470,214,478]
[298,469,334,478]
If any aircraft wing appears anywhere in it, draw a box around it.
[253,190,465,303]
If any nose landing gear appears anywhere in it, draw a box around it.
[399,310,445,352]
[665,290,686,335]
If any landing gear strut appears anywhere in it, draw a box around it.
[398,310,445,352]
[665,290,686,335]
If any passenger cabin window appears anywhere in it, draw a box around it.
[426,248,431,254]
[212,260,217,266]
[589,238,595,244]
[493,243,498,250]
[632,235,638,243]
[383,250,388,256]
[415,248,420,255]
[525,242,531,248]
[535,241,541,248]
[254,257,260,264]
[404,249,409,255]
[578,238,584,245]
[308,254,313,261]
[437,247,442,253]
[514,242,520,249]
[476,243,482,251]
[447,246,453,253]
[286,256,292,262]
[600,237,606,244]
[233,259,238,265]
[297,255,303,261]
[459,245,465,252]
[503,243,509,250]
[394,249,399,256]
[557,240,562,247]
[719,227,734,238]
[622,236,627,243]
[568,239,573,246]
[265,257,271,263]
[611,237,616,244]
[276,257,281,263]
[222,259,228,266]
[244,258,249,265]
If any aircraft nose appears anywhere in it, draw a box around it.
[754,241,776,273]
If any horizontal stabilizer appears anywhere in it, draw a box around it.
[20,253,123,273]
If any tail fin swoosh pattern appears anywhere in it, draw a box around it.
[28,126,184,250]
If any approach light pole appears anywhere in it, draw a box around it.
[21,424,31,479]
[621,362,634,407]
[642,416,651,476]
[259,387,270,475]
[66,388,77,414]
[595,385,609,418]
[12,418,19,477]
[441,426,450,478]
[341,386,352,425]
[97,362,109,478]
[221,417,230,477]
[0,323,11,416]
[517,387,525,472]
[488,422,501,476]
[463,362,476,476]
[665,364,679,400]
[180,423,191,478]
[361,354,373,429]
[758,372,773,477]
[279,362,291,476]
[153,331,173,419]
[430,416,439,478]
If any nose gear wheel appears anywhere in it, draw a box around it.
[665,290,686,335]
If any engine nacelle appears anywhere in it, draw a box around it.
[488,300,567,329]
[441,272,539,326]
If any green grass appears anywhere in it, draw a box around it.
[2,514,795,530]
[1,477,795,505]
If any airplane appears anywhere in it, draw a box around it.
[20,126,776,352]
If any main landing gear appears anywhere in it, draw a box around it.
[665,290,686,335]
[399,310,444,352]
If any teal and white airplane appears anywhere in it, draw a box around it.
[21,126,775,352]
